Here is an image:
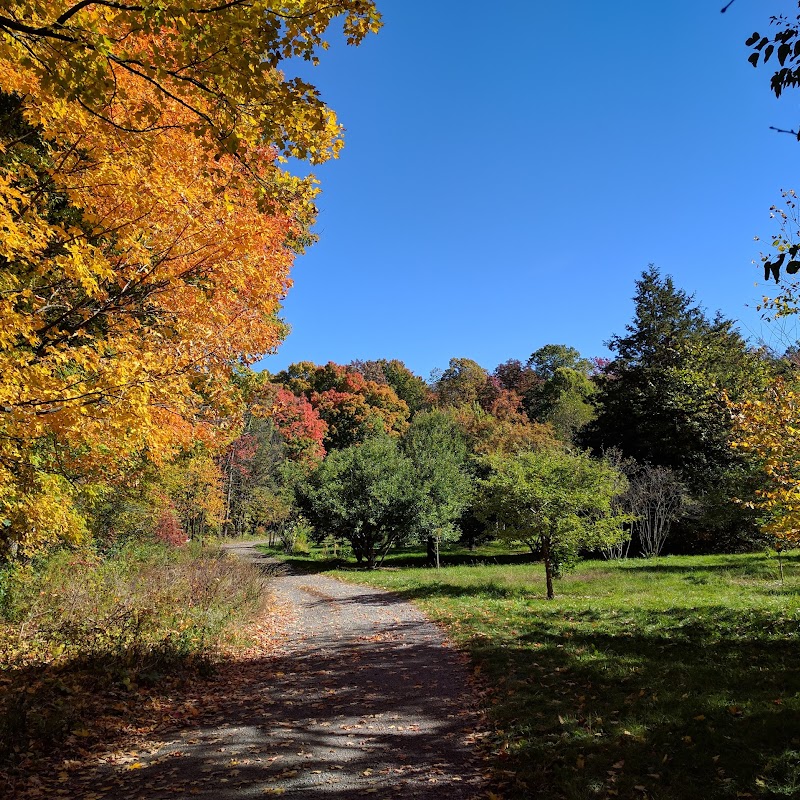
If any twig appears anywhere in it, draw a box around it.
[770,125,800,139]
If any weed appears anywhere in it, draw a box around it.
[0,541,269,765]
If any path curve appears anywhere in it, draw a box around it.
[96,542,485,799]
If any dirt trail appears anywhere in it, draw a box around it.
[88,542,485,799]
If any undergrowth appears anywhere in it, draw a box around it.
[0,541,269,766]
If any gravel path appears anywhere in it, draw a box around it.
[93,543,485,799]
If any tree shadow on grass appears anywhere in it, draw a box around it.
[474,604,800,799]
[306,582,528,606]
[382,551,539,569]
[612,551,800,577]
[274,550,540,575]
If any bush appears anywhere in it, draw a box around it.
[0,541,268,673]
[0,541,270,764]
[278,518,313,554]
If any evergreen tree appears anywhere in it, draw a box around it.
[582,266,771,551]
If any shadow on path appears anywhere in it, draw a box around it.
[76,545,485,799]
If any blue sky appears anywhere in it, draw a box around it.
[259,0,800,381]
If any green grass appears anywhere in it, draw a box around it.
[297,549,800,799]
[259,540,536,572]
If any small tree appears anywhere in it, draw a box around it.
[599,448,635,559]
[401,410,473,566]
[627,463,687,557]
[300,435,417,569]
[480,449,630,599]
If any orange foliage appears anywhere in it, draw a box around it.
[449,405,559,458]
[276,362,409,449]
[0,2,381,553]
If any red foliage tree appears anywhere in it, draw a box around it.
[276,362,409,449]
[154,502,187,546]
[270,388,328,462]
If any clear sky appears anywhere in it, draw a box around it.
[258,0,800,381]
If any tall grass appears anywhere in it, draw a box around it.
[0,541,269,763]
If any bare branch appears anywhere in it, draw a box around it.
[770,125,800,140]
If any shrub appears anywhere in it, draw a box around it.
[0,541,268,673]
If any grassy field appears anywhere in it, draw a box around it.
[276,547,800,799]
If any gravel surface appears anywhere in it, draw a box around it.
[92,543,485,799]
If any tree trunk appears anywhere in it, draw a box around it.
[222,449,235,538]
[426,535,436,566]
[542,535,555,600]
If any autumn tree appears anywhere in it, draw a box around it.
[479,449,629,599]
[159,451,224,541]
[0,94,296,553]
[263,387,328,464]
[214,372,326,539]
[276,362,409,449]
[433,358,489,408]
[493,359,543,403]
[219,433,259,537]
[0,1,381,166]
[350,359,431,415]
[448,405,557,459]
[0,2,380,555]
[444,402,558,550]
[731,377,800,552]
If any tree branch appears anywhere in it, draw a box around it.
[0,14,77,43]
[55,1,144,26]
[770,125,800,140]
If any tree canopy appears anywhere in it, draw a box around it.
[0,1,380,553]
[480,449,629,599]
[401,410,472,547]
[0,1,380,166]
[582,267,772,550]
[300,434,416,569]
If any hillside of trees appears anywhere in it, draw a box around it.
[4,265,794,571]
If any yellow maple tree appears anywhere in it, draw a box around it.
[0,2,381,554]
[730,378,800,548]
